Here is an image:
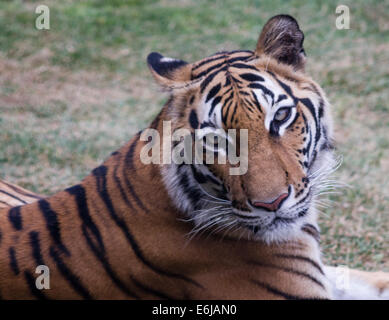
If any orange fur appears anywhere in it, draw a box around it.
[0,143,329,298]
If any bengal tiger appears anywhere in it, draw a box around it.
[0,15,388,300]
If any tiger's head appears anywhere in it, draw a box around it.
[146,15,335,243]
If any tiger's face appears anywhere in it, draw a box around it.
[147,15,335,243]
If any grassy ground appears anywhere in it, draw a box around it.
[0,0,388,271]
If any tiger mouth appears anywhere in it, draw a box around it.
[239,209,310,234]
[241,217,293,235]
[232,212,262,220]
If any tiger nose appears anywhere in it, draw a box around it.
[250,192,289,212]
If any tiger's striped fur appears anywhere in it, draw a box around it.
[0,180,44,209]
[0,15,388,300]
[1,177,388,300]
[0,163,331,299]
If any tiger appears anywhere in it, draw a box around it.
[0,15,388,300]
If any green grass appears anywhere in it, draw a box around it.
[0,0,388,271]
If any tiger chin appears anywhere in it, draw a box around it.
[1,15,388,300]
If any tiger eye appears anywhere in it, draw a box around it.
[274,108,290,122]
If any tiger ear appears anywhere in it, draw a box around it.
[255,15,306,71]
[147,52,193,89]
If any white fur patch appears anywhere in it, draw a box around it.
[324,266,389,300]
[160,57,178,63]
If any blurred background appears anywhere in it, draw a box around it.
[0,0,388,270]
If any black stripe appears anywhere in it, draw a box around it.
[38,199,69,256]
[113,162,135,210]
[189,109,199,129]
[223,89,234,105]
[192,54,227,71]
[126,133,141,172]
[292,186,312,207]
[230,63,259,71]
[0,200,10,206]
[2,181,43,199]
[0,190,27,204]
[270,73,298,104]
[82,224,140,299]
[300,98,321,148]
[124,138,150,213]
[205,83,221,103]
[208,96,222,116]
[66,185,105,253]
[251,280,324,300]
[29,231,44,266]
[248,260,325,289]
[66,184,139,298]
[192,50,253,73]
[228,50,253,54]
[226,55,252,65]
[231,75,242,84]
[307,82,325,119]
[8,206,23,230]
[93,165,202,289]
[9,247,19,275]
[276,94,288,103]
[302,112,312,160]
[200,66,228,93]
[196,61,226,79]
[239,73,264,82]
[224,76,231,87]
[239,90,250,97]
[130,276,175,300]
[243,98,256,112]
[200,121,216,129]
[222,99,234,124]
[190,165,207,184]
[177,167,203,211]
[24,271,48,300]
[249,82,274,100]
[275,254,324,275]
[306,126,313,164]
[49,246,93,300]
[251,91,262,113]
[229,102,239,124]
[301,223,320,243]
